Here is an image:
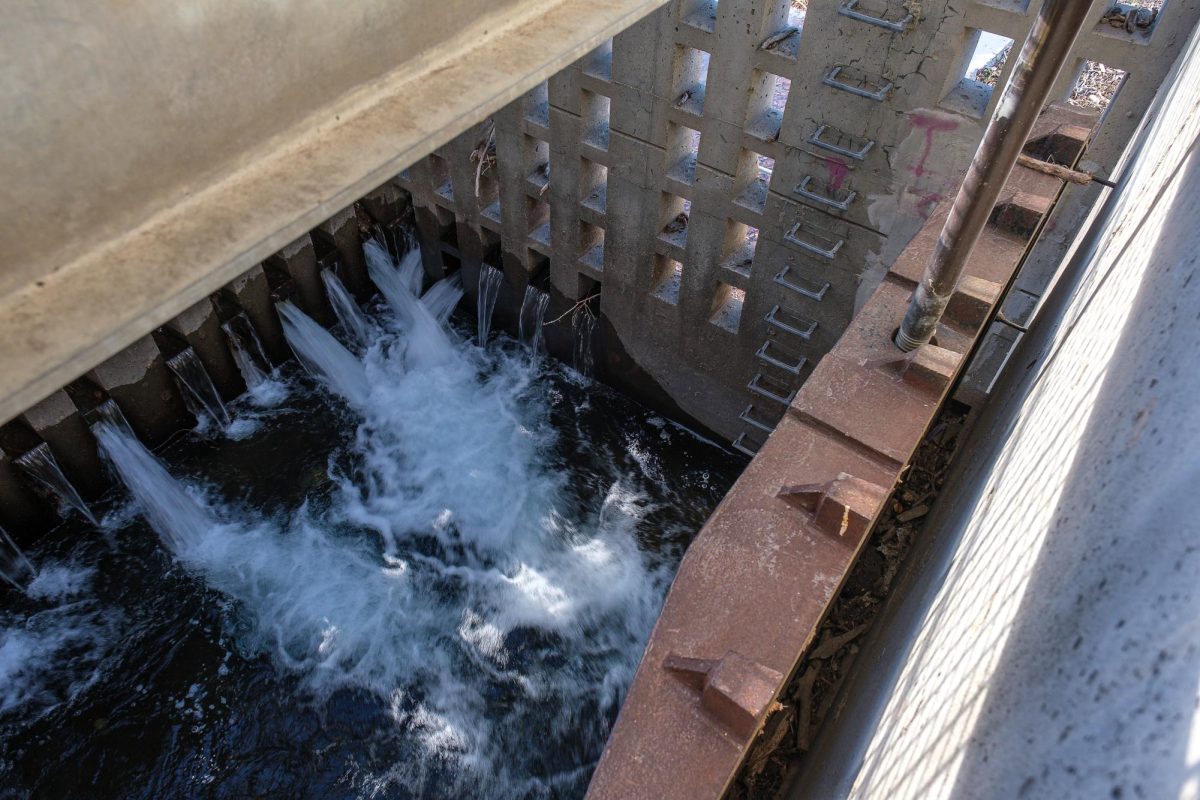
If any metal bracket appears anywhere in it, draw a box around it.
[795,175,857,211]
[823,66,893,101]
[777,472,890,545]
[774,267,830,301]
[663,650,783,739]
[808,124,875,161]
[738,404,775,434]
[748,371,798,405]
[756,339,807,375]
[784,224,843,260]
[731,432,760,457]
[765,305,817,340]
[838,0,914,33]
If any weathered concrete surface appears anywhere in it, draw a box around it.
[168,299,245,401]
[225,265,289,364]
[20,390,106,498]
[791,22,1200,800]
[88,336,190,446]
[0,0,670,426]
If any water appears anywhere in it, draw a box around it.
[13,443,97,525]
[477,265,504,347]
[222,314,272,389]
[0,527,35,592]
[277,301,370,407]
[572,308,598,378]
[519,286,551,353]
[421,273,464,325]
[167,348,232,429]
[0,252,739,798]
[322,268,372,349]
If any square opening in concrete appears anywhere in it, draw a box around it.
[525,81,550,128]
[652,256,683,305]
[734,150,774,214]
[672,46,711,116]
[941,29,1014,119]
[720,221,758,278]
[658,193,692,250]
[666,123,702,185]
[581,159,608,215]
[679,0,718,33]
[756,0,805,59]
[710,282,745,333]
[582,90,611,151]
[1068,59,1129,119]
[579,222,605,275]
[745,69,791,143]
[428,153,454,204]
[582,38,614,81]
[1094,1,1166,41]
[525,136,552,194]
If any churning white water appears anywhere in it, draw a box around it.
[89,241,688,796]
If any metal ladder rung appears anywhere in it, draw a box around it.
[739,404,775,434]
[823,66,893,102]
[774,267,830,301]
[809,124,875,161]
[838,0,914,32]
[785,223,844,260]
[756,339,807,375]
[765,305,818,340]
[747,372,798,405]
[795,175,857,211]
[732,433,761,457]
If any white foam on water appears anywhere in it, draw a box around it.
[96,246,677,796]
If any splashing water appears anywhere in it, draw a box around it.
[519,285,551,353]
[0,527,35,593]
[5,242,738,798]
[277,301,370,406]
[14,443,96,525]
[167,348,232,429]
[477,265,504,347]
[421,272,465,325]
[320,268,372,349]
[222,314,271,389]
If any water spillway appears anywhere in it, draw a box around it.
[0,240,738,797]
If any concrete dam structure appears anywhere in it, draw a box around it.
[2,1,1199,798]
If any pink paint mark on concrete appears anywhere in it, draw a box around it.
[908,111,959,178]
[917,192,943,218]
[825,157,850,192]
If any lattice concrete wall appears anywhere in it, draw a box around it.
[394,0,1200,447]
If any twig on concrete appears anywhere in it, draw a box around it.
[471,120,497,198]
[544,293,599,326]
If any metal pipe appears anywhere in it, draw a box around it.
[894,0,1094,351]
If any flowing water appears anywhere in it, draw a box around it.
[13,443,97,525]
[0,527,35,592]
[167,348,232,429]
[321,269,373,350]
[0,247,739,799]
[571,309,598,378]
[519,286,551,354]
[476,265,504,347]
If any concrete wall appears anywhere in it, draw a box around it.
[792,18,1200,799]
[399,0,1200,443]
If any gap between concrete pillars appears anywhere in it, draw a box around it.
[168,298,246,402]
[88,335,191,447]
[270,234,334,327]
[316,206,372,303]
[0,452,50,533]
[224,264,290,365]
[20,389,108,498]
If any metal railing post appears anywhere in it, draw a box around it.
[894,0,1094,351]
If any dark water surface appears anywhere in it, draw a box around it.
[0,321,741,799]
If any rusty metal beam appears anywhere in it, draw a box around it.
[0,0,667,425]
[895,0,1093,351]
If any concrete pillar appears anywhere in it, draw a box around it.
[20,389,107,498]
[268,234,333,326]
[315,206,371,301]
[225,264,289,365]
[168,298,245,401]
[89,335,191,446]
[0,452,51,533]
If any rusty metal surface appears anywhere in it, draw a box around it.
[586,146,1072,799]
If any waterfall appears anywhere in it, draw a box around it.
[364,243,454,365]
[13,443,97,525]
[572,307,598,377]
[476,265,504,347]
[167,348,232,428]
[421,273,464,325]
[91,420,214,554]
[518,286,550,353]
[0,526,35,592]
[277,301,370,406]
[222,314,271,389]
[320,268,371,349]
